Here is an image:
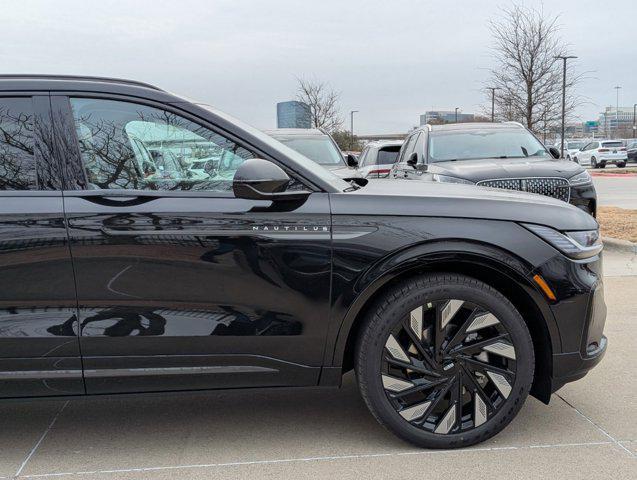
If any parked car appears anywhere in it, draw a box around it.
[563,140,586,161]
[264,128,362,179]
[572,140,628,168]
[391,122,598,216]
[0,75,606,449]
[626,140,637,163]
[357,140,404,178]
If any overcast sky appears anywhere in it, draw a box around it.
[1,0,635,133]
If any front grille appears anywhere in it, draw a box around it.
[477,177,570,202]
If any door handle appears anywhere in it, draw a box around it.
[75,191,155,206]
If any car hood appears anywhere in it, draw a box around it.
[427,157,582,182]
[343,179,597,231]
[324,164,363,178]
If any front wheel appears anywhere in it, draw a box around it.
[355,274,534,449]
[617,162,626,168]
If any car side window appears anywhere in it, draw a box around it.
[0,97,37,190]
[592,142,599,150]
[414,133,426,163]
[400,134,417,161]
[70,98,258,193]
[358,146,369,166]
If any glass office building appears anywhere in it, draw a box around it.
[277,101,312,128]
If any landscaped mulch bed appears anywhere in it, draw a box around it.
[597,206,637,243]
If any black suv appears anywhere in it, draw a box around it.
[391,122,598,216]
[0,75,606,449]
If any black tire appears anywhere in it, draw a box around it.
[355,273,534,449]
[617,162,626,168]
[599,162,606,169]
[591,156,598,168]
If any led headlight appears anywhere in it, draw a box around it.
[431,174,475,185]
[568,170,592,186]
[523,223,602,259]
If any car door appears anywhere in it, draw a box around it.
[0,95,83,398]
[52,95,332,394]
[578,142,592,164]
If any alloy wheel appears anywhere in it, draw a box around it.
[380,299,516,434]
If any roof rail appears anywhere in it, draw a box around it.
[504,121,525,128]
[0,74,164,91]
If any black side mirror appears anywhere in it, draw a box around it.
[548,146,561,159]
[233,159,310,201]
[346,153,358,168]
[406,152,418,167]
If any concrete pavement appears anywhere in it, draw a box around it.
[1,249,635,479]
[593,175,637,209]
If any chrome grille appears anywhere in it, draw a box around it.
[477,177,570,202]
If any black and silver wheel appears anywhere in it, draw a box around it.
[356,274,534,449]
[591,156,598,168]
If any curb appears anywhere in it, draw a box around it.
[590,172,637,177]
[603,236,637,254]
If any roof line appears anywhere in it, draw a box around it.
[0,74,164,91]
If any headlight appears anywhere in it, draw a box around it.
[523,223,602,259]
[431,174,475,185]
[568,170,592,186]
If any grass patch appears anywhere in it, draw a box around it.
[597,207,637,242]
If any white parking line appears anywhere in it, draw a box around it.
[557,394,635,458]
[17,440,622,478]
[14,401,69,478]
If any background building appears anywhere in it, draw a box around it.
[419,110,475,125]
[277,101,311,128]
[597,107,636,138]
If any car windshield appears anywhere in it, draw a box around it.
[567,141,584,149]
[377,146,401,165]
[273,136,345,166]
[428,129,550,162]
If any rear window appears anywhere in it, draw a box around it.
[601,142,622,148]
[376,146,401,165]
[0,97,37,190]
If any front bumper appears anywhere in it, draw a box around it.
[533,252,607,393]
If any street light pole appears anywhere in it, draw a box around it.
[454,107,459,123]
[613,86,621,139]
[487,87,498,122]
[350,110,358,150]
[554,55,577,159]
[633,103,636,139]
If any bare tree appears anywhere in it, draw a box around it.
[296,78,343,132]
[484,4,580,133]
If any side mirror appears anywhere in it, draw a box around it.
[406,152,418,167]
[548,146,561,159]
[233,159,310,201]
[346,153,358,168]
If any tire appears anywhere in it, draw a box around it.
[355,273,534,449]
[599,162,606,169]
[591,157,598,168]
[617,162,626,168]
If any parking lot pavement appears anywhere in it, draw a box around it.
[2,251,636,480]
[593,175,637,209]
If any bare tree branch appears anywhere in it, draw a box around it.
[484,4,582,135]
[295,78,343,132]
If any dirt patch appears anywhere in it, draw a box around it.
[590,166,637,175]
[597,207,637,242]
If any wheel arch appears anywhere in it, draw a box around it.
[332,242,557,404]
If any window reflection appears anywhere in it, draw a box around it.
[70,98,256,192]
[0,97,36,190]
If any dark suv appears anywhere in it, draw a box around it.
[391,122,598,216]
[0,75,606,449]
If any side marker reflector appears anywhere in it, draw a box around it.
[533,274,556,301]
